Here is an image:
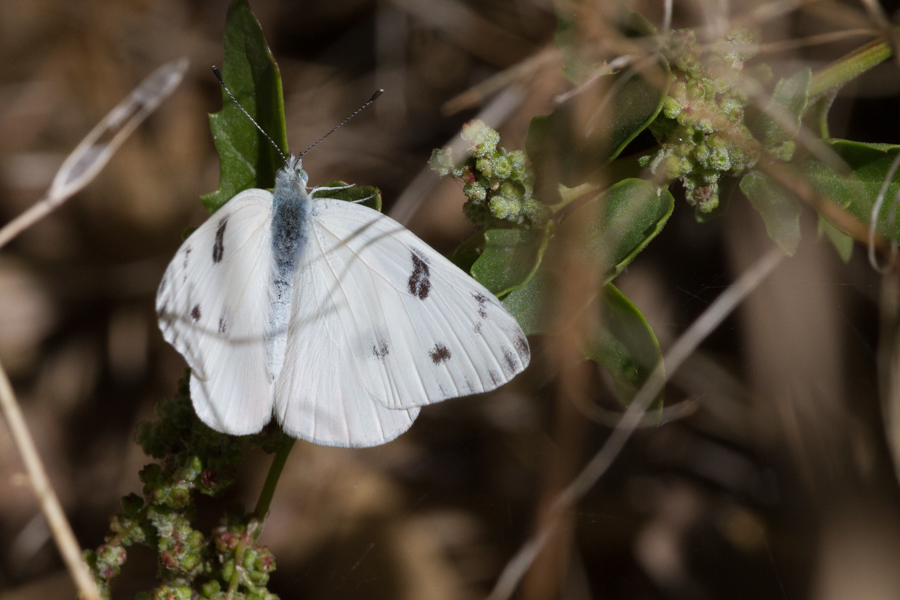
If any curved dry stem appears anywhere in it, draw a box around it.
[486,247,785,600]
[0,359,101,600]
[0,57,188,250]
[868,151,900,273]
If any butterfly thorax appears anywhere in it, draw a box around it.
[266,162,312,381]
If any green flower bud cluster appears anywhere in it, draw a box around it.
[87,371,287,599]
[430,120,549,229]
[203,510,278,599]
[641,28,769,212]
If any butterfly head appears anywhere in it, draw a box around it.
[275,155,310,199]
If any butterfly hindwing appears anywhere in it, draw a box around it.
[272,220,420,447]
[157,189,276,434]
[280,199,530,417]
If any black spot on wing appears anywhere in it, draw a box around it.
[488,370,501,386]
[212,216,229,264]
[474,322,483,335]
[429,343,451,365]
[515,334,530,361]
[473,292,489,318]
[502,348,518,375]
[372,339,390,360]
[182,245,192,282]
[408,251,431,300]
[191,304,202,322]
[218,317,227,334]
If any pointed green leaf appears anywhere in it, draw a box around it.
[560,178,674,281]
[450,232,486,273]
[502,178,673,334]
[817,214,854,263]
[201,0,288,214]
[470,227,551,296]
[740,170,802,255]
[753,68,811,146]
[800,139,900,242]
[501,269,552,336]
[585,284,663,408]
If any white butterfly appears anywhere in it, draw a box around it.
[156,156,530,447]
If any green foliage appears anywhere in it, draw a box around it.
[202,0,289,214]
[471,227,551,296]
[499,179,673,337]
[585,284,663,408]
[87,373,288,599]
[316,181,383,212]
[640,28,764,211]
[739,170,802,255]
[430,120,549,228]
[433,10,896,413]
[801,140,900,241]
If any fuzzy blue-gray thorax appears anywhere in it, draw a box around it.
[271,156,311,279]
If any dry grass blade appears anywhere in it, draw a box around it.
[0,57,189,250]
[0,57,188,600]
[0,361,101,600]
[486,247,786,600]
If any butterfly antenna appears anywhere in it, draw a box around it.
[299,89,383,158]
[211,66,289,167]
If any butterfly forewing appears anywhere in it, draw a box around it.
[297,199,530,412]
[157,189,276,434]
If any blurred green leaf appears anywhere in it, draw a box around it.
[503,178,673,333]
[319,181,382,212]
[450,232,486,273]
[561,178,674,281]
[585,284,663,408]
[817,214,854,263]
[525,66,670,187]
[752,68,811,146]
[201,0,288,214]
[501,269,552,336]
[801,139,900,241]
[470,227,551,296]
[740,170,802,255]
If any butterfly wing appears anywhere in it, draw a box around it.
[157,189,276,435]
[272,198,528,447]
[273,250,420,447]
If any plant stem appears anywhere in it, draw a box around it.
[0,358,102,600]
[809,38,893,97]
[252,438,295,521]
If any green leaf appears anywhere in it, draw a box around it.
[753,68,811,146]
[800,139,900,241]
[584,284,663,408]
[817,214,854,263]
[502,179,673,334]
[560,178,674,281]
[318,181,382,212]
[739,170,803,255]
[470,227,551,296]
[201,0,288,214]
[501,269,552,336]
[525,65,670,187]
[450,232,486,273]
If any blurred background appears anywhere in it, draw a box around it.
[2,0,900,598]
